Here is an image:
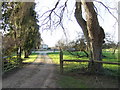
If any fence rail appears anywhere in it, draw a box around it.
[63,60,120,65]
[60,50,120,73]
[2,56,19,73]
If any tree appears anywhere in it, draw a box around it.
[2,2,41,63]
[2,2,31,60]
[65,32,89,57]
[21,3,41,58]
[75,1,105,72]
[55,39,67,50]
[2,34,16,56]
[39,0,105,72]
[35,0,117,73]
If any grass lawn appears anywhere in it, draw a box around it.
[11,52,39,63]
[48,50,119,88]
[22,52,39,63]
[58,75,87,88]
[48,50,119,71]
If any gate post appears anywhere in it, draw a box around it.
[60,49,63,73]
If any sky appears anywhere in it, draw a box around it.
[35,0,119,47]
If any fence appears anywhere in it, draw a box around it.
[59,50,120,73]
[2,56,20,74]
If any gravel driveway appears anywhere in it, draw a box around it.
[2,51,60,88]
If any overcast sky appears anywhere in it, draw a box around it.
[35,0,118,47]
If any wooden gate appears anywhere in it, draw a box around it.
[2,56,19,74]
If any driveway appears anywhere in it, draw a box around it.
[2,51,60,88]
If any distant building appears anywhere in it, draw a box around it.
[40,44,48,50]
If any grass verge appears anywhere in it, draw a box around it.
[48,51,119,88]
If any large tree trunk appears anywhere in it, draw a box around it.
[75,2,90,45]
[75,1,105,73]
[88,42,103,72]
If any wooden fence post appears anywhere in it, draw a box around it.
[60,49,63,73]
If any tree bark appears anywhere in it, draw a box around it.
[17,47,22,65]
[75,2,90,45]
[75,1,105,73]
[24,50,29,58]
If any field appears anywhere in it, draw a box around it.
[48,50,120,88]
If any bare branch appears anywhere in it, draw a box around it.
[94,0,118,22]
[39,0,68,31]
[60,23,67,39]
[93,4,104,22]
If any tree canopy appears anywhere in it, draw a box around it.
[2,2,41,60]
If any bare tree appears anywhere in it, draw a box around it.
[75,1,106,72]
[55,39,67,50]
[39,0,117,73]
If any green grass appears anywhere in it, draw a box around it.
[48,50,119,88]
[48,50,119,71]
[6,52,39,63]
[48,51,88,72]
[22,53,39,63]
[48,52,60,64]
[102,50,119,71]
[102,51,118,62]
[58,75,87,88]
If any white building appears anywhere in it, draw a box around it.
[40,44,48,50]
